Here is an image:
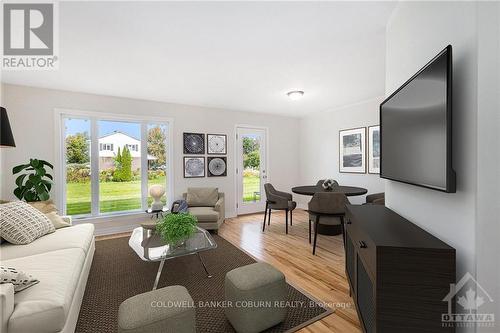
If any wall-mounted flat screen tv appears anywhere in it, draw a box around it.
[380,45,456,193]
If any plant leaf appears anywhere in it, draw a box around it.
[39,192,50,201]
[41,179,54,185]
[45,173,53,180]
[24,190,37,202]
[45,183,52,192]
[36,168,46,177]
[35,184,46,194]
[13,187,23,200]
[12,164,29,174]
[40,160,54,169]
[15,174,27,187]
[30,159,40,168]
[30,175,41,183]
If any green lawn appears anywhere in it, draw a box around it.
[66,176,166,215]
[67,174,260,215]
[243,174,261,202]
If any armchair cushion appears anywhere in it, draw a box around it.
[187,207,219,222]
[186,188,219,207]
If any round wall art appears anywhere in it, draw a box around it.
[207,157,227,177]
[207,134,227,155]
[183,133,205,154]
[184,157,205,178]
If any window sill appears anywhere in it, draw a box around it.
[72,211,148,225]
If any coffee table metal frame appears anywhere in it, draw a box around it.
[129,226,217,290]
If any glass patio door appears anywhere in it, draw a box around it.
[236,127,267,215]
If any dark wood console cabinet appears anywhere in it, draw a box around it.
[345,205,456,333]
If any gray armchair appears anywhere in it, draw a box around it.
[263,183,296,234]
[308,192,348,255]
[182,188,225,233]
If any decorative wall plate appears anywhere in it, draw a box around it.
[207,157,227,177]
[183,133,205,154]
[207,134,227,155]
[184,157,205,178]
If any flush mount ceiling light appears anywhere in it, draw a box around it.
[286,90,304,100]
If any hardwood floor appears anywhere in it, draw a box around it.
[219,209,362,333]
[97,209,362,332]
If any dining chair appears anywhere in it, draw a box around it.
[263,183,297,234]
[308,192,348,255]
[364,192,385,205]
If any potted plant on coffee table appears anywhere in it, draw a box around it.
[156,212,198,248]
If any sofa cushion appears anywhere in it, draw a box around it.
[0,224,94,261]
[2,248,85,333]
[186,188,218,207]
[187,207,219,222]
[0,201,55,245]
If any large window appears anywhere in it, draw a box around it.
[61,113,171,217]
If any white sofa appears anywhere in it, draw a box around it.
[0,219,95,333]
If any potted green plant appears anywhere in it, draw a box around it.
[12,158,54,202]
[156,213,198,247]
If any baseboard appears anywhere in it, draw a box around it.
[93,224,138,236]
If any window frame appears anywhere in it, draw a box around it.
[55,108,174,220]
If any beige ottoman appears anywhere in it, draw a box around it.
[225,262,288,333]
[118,285,195,333]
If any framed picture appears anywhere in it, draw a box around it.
[183,157,205,178]
[183,133,205,154]
[368,125,380,174]
[207,134,227,155]
[339,127,366,173]
[207,157,227,177]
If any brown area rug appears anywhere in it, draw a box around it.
[76,235,331,333]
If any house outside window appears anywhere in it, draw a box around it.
[58,110,172,218]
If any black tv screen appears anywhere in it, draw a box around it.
[380,45,456,193]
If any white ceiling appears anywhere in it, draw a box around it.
[2,1,396,117]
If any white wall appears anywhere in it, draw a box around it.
[476,2,500,330]
[386,0,478,280]
[386,2,500,331]
[298,97,385,207]
[0,84,300,233]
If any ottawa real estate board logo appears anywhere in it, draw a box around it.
[442,272,495,328]
[2,1,59,70]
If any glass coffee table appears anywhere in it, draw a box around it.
[129,226,217,290]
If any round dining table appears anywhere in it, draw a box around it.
[291,185,368,197]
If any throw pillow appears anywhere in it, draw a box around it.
[186,187,219,207]
[45,212,71,229]
[27,200,70,229]
[28,200,58,214]
[0,266,39,292]
[0,201,56,245]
